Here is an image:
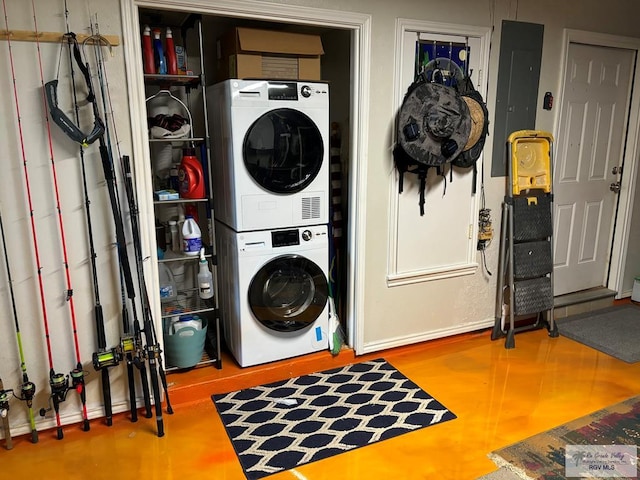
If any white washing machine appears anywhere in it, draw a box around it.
[208,79,329,232]
[216,221,330,367]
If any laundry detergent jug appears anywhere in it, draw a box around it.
[178,148,205,199]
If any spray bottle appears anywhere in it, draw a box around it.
[197,248,213,300]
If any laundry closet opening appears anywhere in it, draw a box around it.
[135,5,354,369]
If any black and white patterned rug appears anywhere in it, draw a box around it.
[212,358,456,479]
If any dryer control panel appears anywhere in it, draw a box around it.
[271,226,327,248]
[272,229,300,247]
[268,82,298,101]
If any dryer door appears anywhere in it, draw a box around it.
[243,108,324,194]
[248,254,328,332]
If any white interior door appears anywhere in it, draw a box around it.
[554,42,635,296]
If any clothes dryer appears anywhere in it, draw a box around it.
[209,79,329,231]
[216,221,329,367]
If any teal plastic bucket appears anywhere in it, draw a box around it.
[164,318,208,368]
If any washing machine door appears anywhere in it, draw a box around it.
[248,254,328,332]
[243,108,324,194]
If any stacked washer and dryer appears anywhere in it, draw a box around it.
[208,80,331,367]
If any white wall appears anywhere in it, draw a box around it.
[1,0,640,438]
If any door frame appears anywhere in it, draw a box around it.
[554,29,640,298]
[119,0,371,351]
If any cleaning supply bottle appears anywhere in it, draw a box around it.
[182,215,202,256]
[178,148,205,199]
[165,27,178,75]
[159,263,177,303]
[177,207,185,253]
[152,28,167,75]
[142,25,155,74]
[169,220,180,254]
[197,248,214,300]
[169,164,180,192]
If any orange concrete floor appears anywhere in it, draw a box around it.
[2,326,640,480]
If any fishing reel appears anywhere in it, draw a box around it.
[146,342,162,361]
[15,381,36,408]
[0,387,13,419]
[70,368,88,395]
[122,335,146,370]
[92,347,122,371]
[120,335,136,356]
[39,372,70,417]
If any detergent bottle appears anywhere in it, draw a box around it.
[178,147,205,199]
[152,28,167,75]
[142,25,155,74]
[165,27,178,75]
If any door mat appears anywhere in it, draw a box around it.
[556,304,640,363]
[489,395,640,479]
[212,358,456,479]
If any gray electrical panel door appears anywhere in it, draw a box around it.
[491,20,544,177]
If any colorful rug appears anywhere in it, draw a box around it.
[212,358,456,479]
[489,395,640,479]
[556,304,640,363]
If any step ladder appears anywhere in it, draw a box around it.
[491,130,559,348]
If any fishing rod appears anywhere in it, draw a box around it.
[2,0,68,440]
[65,32,119,427]
[123,155,174,437]
[45,14,152,422]
[83,15,153,422]
[0,378,13,450]
[47,2,120,427]
[32,0,90,434]
[0,206,38,444]
[78,23,156,422]
[83,17,151,423]
[94,101,170,434]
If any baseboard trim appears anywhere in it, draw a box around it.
[554,287,617,308]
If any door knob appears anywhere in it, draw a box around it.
[610,181,621,193]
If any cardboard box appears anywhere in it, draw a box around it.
[216,27,324,82]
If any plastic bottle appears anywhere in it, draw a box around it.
[197,248,214,300]
[169,220,180,254]
[165,27,178,75]
[159,263,177,303]
[178,148,205,199]
[182,215,202,256]
[169,164,180,192]
[152,28,167,75]
[142,25,155,74]
[155,218,166,251]
[177,207,185,253]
